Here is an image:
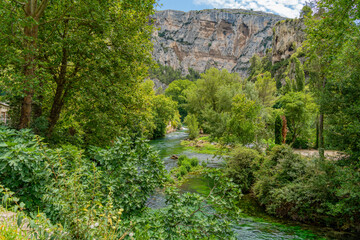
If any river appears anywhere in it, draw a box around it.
[148,129,358,240]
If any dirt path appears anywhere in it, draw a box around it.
[294,149,345,159]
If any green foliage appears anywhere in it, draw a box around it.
[0,127,54,210]
[248,54,263,81]
[225,146,262,193]
[0,0,157,146]
[186,68,243,116]
[184,114,199,140]
[284,56,305,93]
[300,5,313,18]
[255,71,277,107]
[228,94,262,144]
[132,169,241,239]
[0,184,67,239]
[278,91,316,145]
[151,94,180,138]
[89,137,167,214]
[140,80,181,139]
[0,127,243,238]
[275,115,282,144]
[0,127,165,238]
[149,63,183,85]
[174,155,200,177]
[253,145,360,231]
[253,145,308,215]
[165,79,195,120]
[185,68,266,145]
[321,36,360,158]
[149,64,201,85]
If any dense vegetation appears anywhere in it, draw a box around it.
[164,0,360,233]
[0,0,359,238]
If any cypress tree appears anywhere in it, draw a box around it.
[275,115,282,144]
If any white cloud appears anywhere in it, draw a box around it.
[193,0,307,18]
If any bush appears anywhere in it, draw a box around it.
[225,146,262,193]
[179,166,188,176]
[0,127,167,239]
[253,144,360,231]
[0,128,242,238]
[178,155,187,166]
[292,137,309,149]
[184,114,199,140]
[175,155,200,177]
[190,157,199,167]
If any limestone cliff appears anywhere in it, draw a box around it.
[151,9,285,77]
[271,19,306,64]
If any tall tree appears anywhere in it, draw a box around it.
[255,71,277,107]
[304,0,360,158]
[0,0,49,129]
[1,0,157,145]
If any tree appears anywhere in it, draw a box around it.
[0,0,49,129]
[283,55,305,93]
[186,68,242,117]
[247,54,263,81]
[304,0,359,158]
[275,115,282,144]
[255,71,277,107]
[0,0,157,146]
[279,92,315,144]
[185,68,244,137]
[323,35,360,157]
[165,79,195,120]
[184,114,199,140]
[227,94,261,145]
[151,94,180,138]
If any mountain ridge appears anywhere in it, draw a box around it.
[151,9,286,77]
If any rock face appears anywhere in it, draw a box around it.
[272,19,306,64]
[151,9,285,77]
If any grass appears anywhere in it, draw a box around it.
[180,136,229,155]
[0,224,28,240]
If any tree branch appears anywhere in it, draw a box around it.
[40,17,95,25]
[35,0,49,18]
[11,0,25,6]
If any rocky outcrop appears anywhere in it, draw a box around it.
[151,9,285,77]
[271,19,306,63]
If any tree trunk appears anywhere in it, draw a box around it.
[19,0,49,129]
[47,33,69,137]
[315,115,319,149]
[318,77,326,160]
[319,113,325,159]
[281,116,287,144]
[47,82,66,137]
[19,20,38,129]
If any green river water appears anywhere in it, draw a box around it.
[148,130,358,240]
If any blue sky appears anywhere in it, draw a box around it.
[156,0,307,18]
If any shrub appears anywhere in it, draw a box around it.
[253,144,360,231]
[190,157,199,167]
[178,155,187,166]
[225,146,262,193]
[183,161,191,172]
[179,166,188,176]
[184,114,199,140]
[175,155,200,177]
[0,127,244,238]
[292,137,309,149]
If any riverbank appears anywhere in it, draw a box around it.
[180,135,230,155]
[150,130,360,239]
